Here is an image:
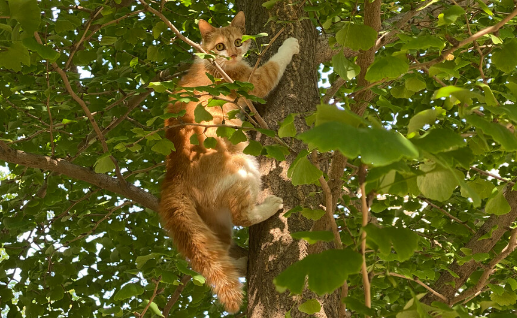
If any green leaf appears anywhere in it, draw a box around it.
[298,299,321,314]
[176,260,205,285]
[433,86,484,106]
[477,83,498,106]
[438,5,465,26]
[485,187,511,215]
[274,249,362,295]
[475,0,493,15]
[243,140,263,156]
[22,37,60,61]
[151,138,175,156]
[460,179,494,200]
[405,76,427,92]
[485,104,517,124]
[229,129,247,145]
[332,52,360,81]
[216,126,235,139]
[204,137,217,149]
[241,33,268,42]
[194,104,213,123]
[94,154,115,173]
[9,0,41,33]
[407,107,444,135]
[100,36,118,46]
[287,151,322,186]
[113,283,144,301]
[291,231,334,245]
[365,56,409,82]
[206,98,227,107]
[152,21,166,39]
[262,0,282,9]
[143,300,164,317]
[48,286,64,301]
[278,113,297,138]
[342,297,377,316]
[492,39,517,73]
[479,225,498,241]
[364,224,420,261]
[491,290,517,306]
[55,19,75,33]
[99,307,123,316]
[315,103,365,128]
[130,57,139,67]
[417,163,461,201]
[411,127,466,153]
[336,23,377,51]
[147,45,163,62]
[401,35,445,50]
[301,208,326,221]
[136,253,158,269]
[466,115,517,151]
[298,122,418,166]
[0,41,30,71]
[265,145,289,161]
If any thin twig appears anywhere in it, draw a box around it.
[51,189,99,222]
[65,6,104,69]
[247,27,285,82]
[420,197,475,234]
[82,10,145,45]
[470,166,514,185]
[65,201,132,245]
[322,77,346,104]
[136,276,163,318]
[4,99,50,127]
[44,61,55,156]
[34,32,126,183]
[124,163,165,178]
[359,164,371,315]
[388,272,448,303]
[163,275,191,317]
[415,7,517,69]
[451,228,517,305]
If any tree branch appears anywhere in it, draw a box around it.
[163,275,191,317]
[416,7,517,69]
[421,189,517,305]
[33,32,126,183]
[136,276,163,318]
[0,141,159,212]
[388,272,448,303]
[420,197,475,234]
[451,227,517,305]
[359,164,371,314]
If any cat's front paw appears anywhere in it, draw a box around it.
[263,195,284,212]
[280,37,300,56]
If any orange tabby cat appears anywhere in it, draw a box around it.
[160,12,299,313]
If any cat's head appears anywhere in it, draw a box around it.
[198,12,250,69]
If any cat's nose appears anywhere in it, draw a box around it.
[231,54,238,59]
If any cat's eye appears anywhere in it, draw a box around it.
[215,43,225,51]
[234,39,242,47]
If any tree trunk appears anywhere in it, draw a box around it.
[235,1,340,317]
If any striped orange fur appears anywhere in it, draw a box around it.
[159,12,299,313]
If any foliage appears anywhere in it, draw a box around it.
[1,0,517,317]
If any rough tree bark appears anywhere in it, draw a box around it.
[234,1,340,317]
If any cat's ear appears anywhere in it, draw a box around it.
[199,19,216,38]
[231,11,245,33]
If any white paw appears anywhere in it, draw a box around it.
[280,37,299,55]
[263,195,284,212]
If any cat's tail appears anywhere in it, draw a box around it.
[160,191,243,314]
